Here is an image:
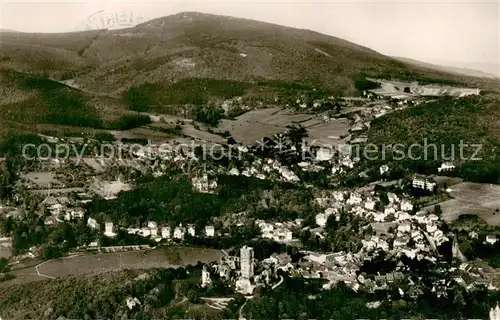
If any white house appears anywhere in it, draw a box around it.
[315,213,328,227]
[364,199,376,211]
[332,191,345,202]
[192,174,218,193]
[173,225,185,240]
[400,200,414,212]
[373,212,388,222]
[438,162,455,173]
[412,177,436,192]
[398,221,412,233]
[187,224,196,237]
[126,297,141,310]
[280,168,300,182]
[426,223,438,233]
[161,226,171,239]
[387,193,400,204]
[201,265,212,288]
[140,228,151,237]
[65,208,85,221]
[384,207,396,216]
[316,147,335,161]
[205,225,215,237]
[104,222,116,238]
[148,221,158,237]
[486,235,498,245]
[347,192,362,205]
[393,237,409,247]
[379,165,389,176]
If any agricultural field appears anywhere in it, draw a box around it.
[218,107,351,146]
[0,247,12,259]
[20,172,61,188]
[432,182,500,225]
[3,247,223,287]
[181,125,227,144]
[305,119,351,148]
[109,127,172,143]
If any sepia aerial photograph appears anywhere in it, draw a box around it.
[0,0,499,319]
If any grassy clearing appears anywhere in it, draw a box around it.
[431,182,500,225]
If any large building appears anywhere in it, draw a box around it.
[240,246,254,279]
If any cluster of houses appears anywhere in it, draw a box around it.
[40,194,90,225]
[88,218,215,242]
[360,210,449,262]
[311,184,455,267]
[255,219,302,242]
[204,246,363,296]
[227,157,300,183]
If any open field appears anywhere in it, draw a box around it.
[182,126,226,144]
[430,182,500,225]
[30,187,85,195]
[305,119,351,148]
[109,127,172,143]
[92,179,132,199]
[0,247,12,259]
[21,172,61,188]
[2,247,223,287]
[218,107,351,146]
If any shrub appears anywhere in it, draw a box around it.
[94,132,116,141]
[127,87,150,112]
[109,114,152,130]
[354,74,379,91]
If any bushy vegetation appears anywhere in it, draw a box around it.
[86,174,317,231]
[195,104,224,126]
[19,77,104,128]
[126,87,150,112]
[0,265,224,319]
[88,176,223,229]
[120,137,150,145]
[454,214,500,267]
[107,114,152,130]
[354,73,380,91]
[93,131,116,141]
[0,134,44,156]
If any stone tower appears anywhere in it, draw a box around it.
[240,246,254,279]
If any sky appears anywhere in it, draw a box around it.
[0,0,498,72]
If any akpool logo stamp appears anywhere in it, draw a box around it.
[76,9,145,31]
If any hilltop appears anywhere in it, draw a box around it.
[0,11,498,140]
[0,12,492,97]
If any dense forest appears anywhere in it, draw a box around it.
[366,95,500,183]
